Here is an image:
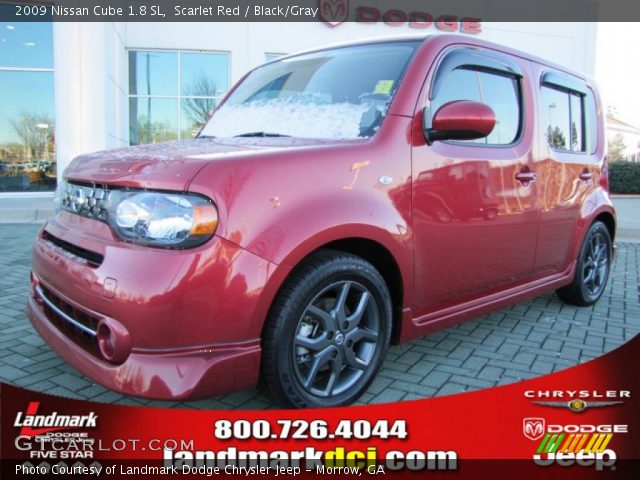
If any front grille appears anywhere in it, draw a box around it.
[42,231,104,267]
[35,284,100,357]
[60,182,111,221]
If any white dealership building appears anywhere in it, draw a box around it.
[0,18,597,195]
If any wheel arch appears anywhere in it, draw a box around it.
[257,235,409,345]
[573,207,616,262]
[594,210,616,243]
[556,207,616,307]
[321,238,405,344]
[571,192,616,263]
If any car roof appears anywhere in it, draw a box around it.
[269,34,429,62]
[269,33,593,85]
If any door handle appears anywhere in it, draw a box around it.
[515,171,537,184]
[579,171,593,181]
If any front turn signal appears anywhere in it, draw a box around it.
[190,204,219,236]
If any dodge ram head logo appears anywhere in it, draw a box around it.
[523,418,545,441]
[319,0,349,26]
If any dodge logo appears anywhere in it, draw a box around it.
[319,0,349,26]
[523,418,545,441]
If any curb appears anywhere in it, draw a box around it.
[0,220,46,225]
[0,210,52,224]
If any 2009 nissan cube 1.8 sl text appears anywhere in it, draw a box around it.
[28,34,616,408]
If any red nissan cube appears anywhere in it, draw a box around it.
[28,34,615,408]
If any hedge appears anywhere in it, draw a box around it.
[609,161,640,194]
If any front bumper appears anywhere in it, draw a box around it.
[28,212,282,399]
[27,295,260,399]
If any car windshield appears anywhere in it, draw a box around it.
[200,41,419,140]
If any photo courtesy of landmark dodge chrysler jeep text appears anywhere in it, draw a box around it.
[28,34,616,408]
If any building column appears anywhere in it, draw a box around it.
[53,22,125,179]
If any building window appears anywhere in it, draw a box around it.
[128,50,230,145]
[0,7,56,192]
[431,68,521,145]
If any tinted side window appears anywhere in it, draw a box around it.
[540,86,571,150]
[431,68,521,145]
[541,83,595,153]
[570,93,584,151]
[585,90,598,153]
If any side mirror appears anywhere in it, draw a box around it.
[424,100,496,144]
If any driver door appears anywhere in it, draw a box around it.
[411,47,540,318]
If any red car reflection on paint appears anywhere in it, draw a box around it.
[28,35,615,408]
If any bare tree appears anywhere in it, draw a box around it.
[131,115,178,145]
[182,74,217,132]
[608,132,627,162]
[10,112,54,160]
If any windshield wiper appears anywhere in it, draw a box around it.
[233,132,290,137]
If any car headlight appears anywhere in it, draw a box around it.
[53,178,68,213]
[108,191,218,248]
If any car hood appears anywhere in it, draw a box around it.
[64,137,354,191]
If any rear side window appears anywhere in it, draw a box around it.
[430,68,521,145]
[586,90,598,153]
[540,86,572,150]
[570,94,584,151]
[540,83,597,153]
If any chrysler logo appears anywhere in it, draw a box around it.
[532,399,624,413]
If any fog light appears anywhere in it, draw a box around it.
[96,319,131,364]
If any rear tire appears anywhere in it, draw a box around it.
[261,250,392,408]
[556,221,612,306]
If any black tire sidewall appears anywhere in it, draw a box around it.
[577,222,612,304]
[274,258,392,408]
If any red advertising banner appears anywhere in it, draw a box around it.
[2,335,638,478]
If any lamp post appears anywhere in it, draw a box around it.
[36,123,50,163]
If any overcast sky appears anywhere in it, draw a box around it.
[596,23,640,126]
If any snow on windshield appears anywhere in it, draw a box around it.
[204,96,371,139]
[200,42,419,140]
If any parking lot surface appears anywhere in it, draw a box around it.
[0,224,638,409]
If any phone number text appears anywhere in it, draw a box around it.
[214,419,408,440]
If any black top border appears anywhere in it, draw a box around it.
[1,0,639,22]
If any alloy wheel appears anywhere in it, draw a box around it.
[582,231,609,297]
[292,280,380,398]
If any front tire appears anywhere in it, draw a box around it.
[556,221,612,306]
[261,250,392,408]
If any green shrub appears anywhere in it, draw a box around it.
[609,161,640,194]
